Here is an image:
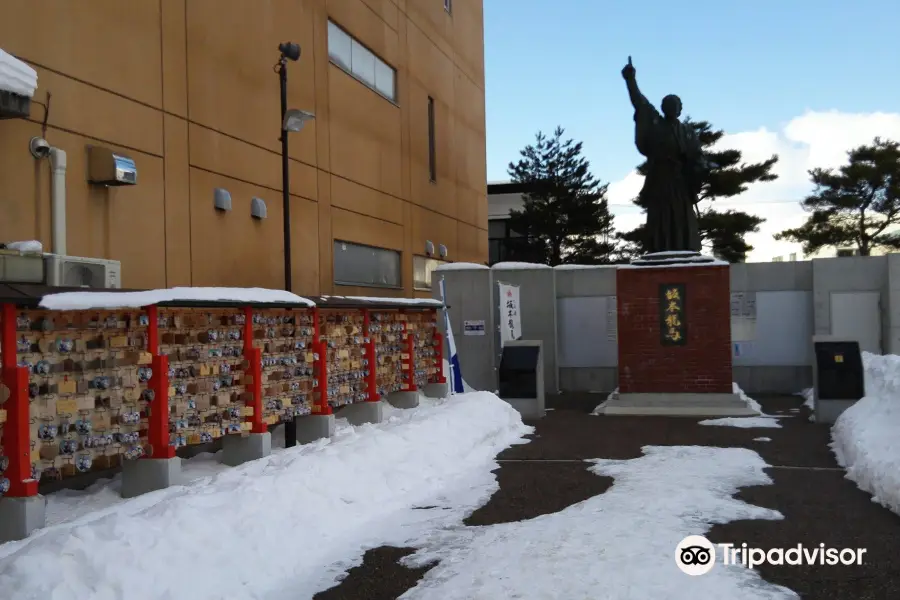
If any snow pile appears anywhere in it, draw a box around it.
[733,382,763,414]
[1,240,42,253]
[39,287,315,310]
[0,48,37,97]
[590,387,619,415]
[700,416,782,429]
[753,437,772,442]
[831,352,900,515]
[0,393,531,600]
[796,388,816,421]
[434,262,489,271]
[401,446,794,599]
[322,295,443,307]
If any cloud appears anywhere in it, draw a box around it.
[606,110,900,261]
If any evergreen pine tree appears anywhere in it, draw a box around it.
[776,138,900,256]
[506,127,615,265]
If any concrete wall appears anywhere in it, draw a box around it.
[436,255,900,396]
[0,0,488,297]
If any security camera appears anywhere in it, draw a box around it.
[29,136,51,159]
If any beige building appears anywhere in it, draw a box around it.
[0,0,488,298]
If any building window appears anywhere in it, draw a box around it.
[444,0,452,14]
[327,20,396,102]
[414,255,446,290]
[428,96,436,182]
[334,240,402,288]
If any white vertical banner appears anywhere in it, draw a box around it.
[498,282,522,345]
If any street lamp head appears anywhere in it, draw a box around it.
[278,42,301,61]
[283,109,316,132]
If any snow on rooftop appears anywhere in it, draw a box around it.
[832,352,900,516]
[322,295,443,307]
[39,287,315,310]
[434,262,490,271]
[553,263,618,270]
[491,261,551,270]
[0,48,37,98]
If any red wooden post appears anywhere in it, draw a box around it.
[1,303,38,497]
[316,339,331,414]
[433,332,446,383]
[147,354,174,458]
[143,306,174,459]
[241,307,266,433]
[145,305,159,354]
[403,322,418,392]
[362,310,379,402]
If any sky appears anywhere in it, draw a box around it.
[483,0,900,261]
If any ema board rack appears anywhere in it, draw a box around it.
[10,308,151,485]
[318,309,369,408]
[368,311,405,397]
[157,308,251,447]
[405,310,441,389]
[250,308,316,422]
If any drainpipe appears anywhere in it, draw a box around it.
[49,146,67,255]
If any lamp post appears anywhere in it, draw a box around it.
[275,42,315,292]
[275,43,315,449]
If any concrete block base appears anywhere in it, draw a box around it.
[598,392,758,417]
[815,399,857,424]
[386,391,420,409]
[222,432,272,467]
[0,495,47,542]
[121,456,183,498]
[296,414,336,444]
[422,381,450,398]
[503,397,546,420]
[338,401,385,426]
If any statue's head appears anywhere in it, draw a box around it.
[661,94,682,120]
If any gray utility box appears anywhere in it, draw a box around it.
[498,340,545,420]
[811,335,865,424]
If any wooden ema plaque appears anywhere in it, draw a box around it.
[319,310,368,408]
[369,311,405,397]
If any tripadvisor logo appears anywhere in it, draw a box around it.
[675,535,867,575]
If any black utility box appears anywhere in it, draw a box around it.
[498,345,540,399]
[814,340,864,401]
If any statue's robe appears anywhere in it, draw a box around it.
[634,96,704,253]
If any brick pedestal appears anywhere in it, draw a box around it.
[600,261,755,417]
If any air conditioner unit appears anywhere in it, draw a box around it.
[43,254,121,288]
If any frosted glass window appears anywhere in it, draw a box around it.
[333,241,401,288]
[327,19,397,103]
[327,21,351,69]
[374,59,395,100]
[351,40,376,86]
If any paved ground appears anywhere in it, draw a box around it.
[315,394,900,600]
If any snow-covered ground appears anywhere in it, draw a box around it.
[0,393,531,600]
[831,352,900,516]
[401,446,795,599]
[1,376,807,599]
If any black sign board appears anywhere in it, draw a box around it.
[659,283,687,346]
[814,341,864,401]
[498,345,540,399]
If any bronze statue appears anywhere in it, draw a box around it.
[622,56,707,254]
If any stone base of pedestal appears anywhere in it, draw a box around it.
[617,258,733,396]
[121,457,182,498]
[221,432,272,466]
[597,391,757,417]
[295,414,336,444]
[0,495,46,542]
[337,401,385,426]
